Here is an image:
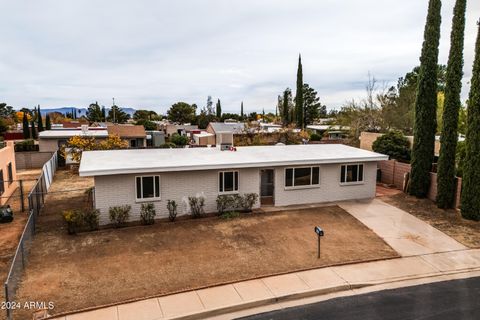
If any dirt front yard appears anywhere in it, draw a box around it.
[383,193,480,248]
[13,178,399,320]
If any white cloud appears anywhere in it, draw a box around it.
[0,0,478,113]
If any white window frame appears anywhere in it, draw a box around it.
[135,175,161,202]
[284,166,320,190]
[340,163,364,186]
[218,171,239,194]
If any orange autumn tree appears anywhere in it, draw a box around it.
[62,134,128,162]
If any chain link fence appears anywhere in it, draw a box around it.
[3,152,58,320]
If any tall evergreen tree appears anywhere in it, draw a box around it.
[37,105,44,132]
[409,0,442,198]
[216,99,222,118]
[436,0,466,208]
[295,54,304,129]
[22,112,30,139]
[30,120,36,139]
[45,114,51,130]
[101,106,106,121]
[240,101,244,119]
[461,21,480,221]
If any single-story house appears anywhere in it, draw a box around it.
[146,131,166,147]
[107,125,147,148]
[164,124,199,138]
[38,127,109,152]
[192,131,216,146]
[206,122,246,146]
[79,144,388,225]
[259,122,282,133]
[0,141,17,205]
[306,125,350,140]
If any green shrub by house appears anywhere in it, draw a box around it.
[372,131,411,162]
[140,203,156,225]
[109,205,131,227]
[167,200,178,222]
[188,196,205,218]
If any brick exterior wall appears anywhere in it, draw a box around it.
[15,152,54,169]
[274,162,378,206]
[0,142,18,205]
[93,162,379,225]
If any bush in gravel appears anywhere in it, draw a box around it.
[83,209,100,231]
[109,205,131,227]
[167,200,178,222]
[62,210,83,234]
[140,203,156,225]
[240,193,259,212]
[188,196,205,218]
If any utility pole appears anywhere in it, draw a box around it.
[112,97,116,124]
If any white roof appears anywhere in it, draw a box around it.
[38,129,108,139]
[307,125,350,131]
[193,132,215,137]
[79,144,388,177]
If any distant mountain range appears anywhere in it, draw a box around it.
[39,107,137,118]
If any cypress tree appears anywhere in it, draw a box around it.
[216,99,222,118]
[295,54,304,129]
[409,0,442,198]
[240,102,244,119]
[37,105,44,132]
[30,120,36,139]
[22,112,30,139]
[436,0,466,208]
[101,106,106,121]
[461,21,480,221]
[45,114,51,130]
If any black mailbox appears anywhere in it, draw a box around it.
[314,226,324,237]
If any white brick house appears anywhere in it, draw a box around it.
[79,144,388,225]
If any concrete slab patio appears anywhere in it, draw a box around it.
[338,198,467,256]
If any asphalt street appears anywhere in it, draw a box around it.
[238,277,480,320]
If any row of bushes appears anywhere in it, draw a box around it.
[62,193,258,234]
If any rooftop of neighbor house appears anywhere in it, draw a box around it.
[38,128,109,139]
[208,122,245,133]
[306,125,350,131]
[79,144,388,177]
[193,132,215,137]
[107,125,146,138]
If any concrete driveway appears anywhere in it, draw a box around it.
[338,199,466,257]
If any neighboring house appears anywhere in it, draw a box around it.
[259,123,282,133]
[146,131,166,147]
[79,144,388,225]
[306,125,350,140]
[359,132,451,157]
[38,127,109,152]
[165,124,198,138]
[0,141,17,205]
[206,122,245,147]
[192,131,216,145]
[107,125,147,148]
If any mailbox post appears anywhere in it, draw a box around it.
[314,226,324,258]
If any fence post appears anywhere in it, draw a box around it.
[5,282,11,320]
[392,160,396,186]
[19,180,25,212]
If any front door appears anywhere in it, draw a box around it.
[260,169,274,206]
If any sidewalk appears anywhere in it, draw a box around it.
[50,199,478,320]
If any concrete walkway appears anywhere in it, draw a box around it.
[49,199,477,320]
[338,199,466,256]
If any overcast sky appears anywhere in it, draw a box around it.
[0,0,479,114]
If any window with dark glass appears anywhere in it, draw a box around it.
[7,163,13,184]
[136,176,160,200]
[285,167,320,188]
[0,170,4,195]
[219,171,239,193]
[340,164,364,184]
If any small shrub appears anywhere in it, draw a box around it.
[372,131,411,162]
[240,193,259,212]
[220,211,240,219]
[170,133,188,146]
[188,196,205,218]
[83,209,100,231]
[310,133,322,141]
[109,205,131,227]
[140,203,156,225]
[216,195,235,215]
[62,210,83,234]
[167,200,178,221]
[159,142,176,149]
